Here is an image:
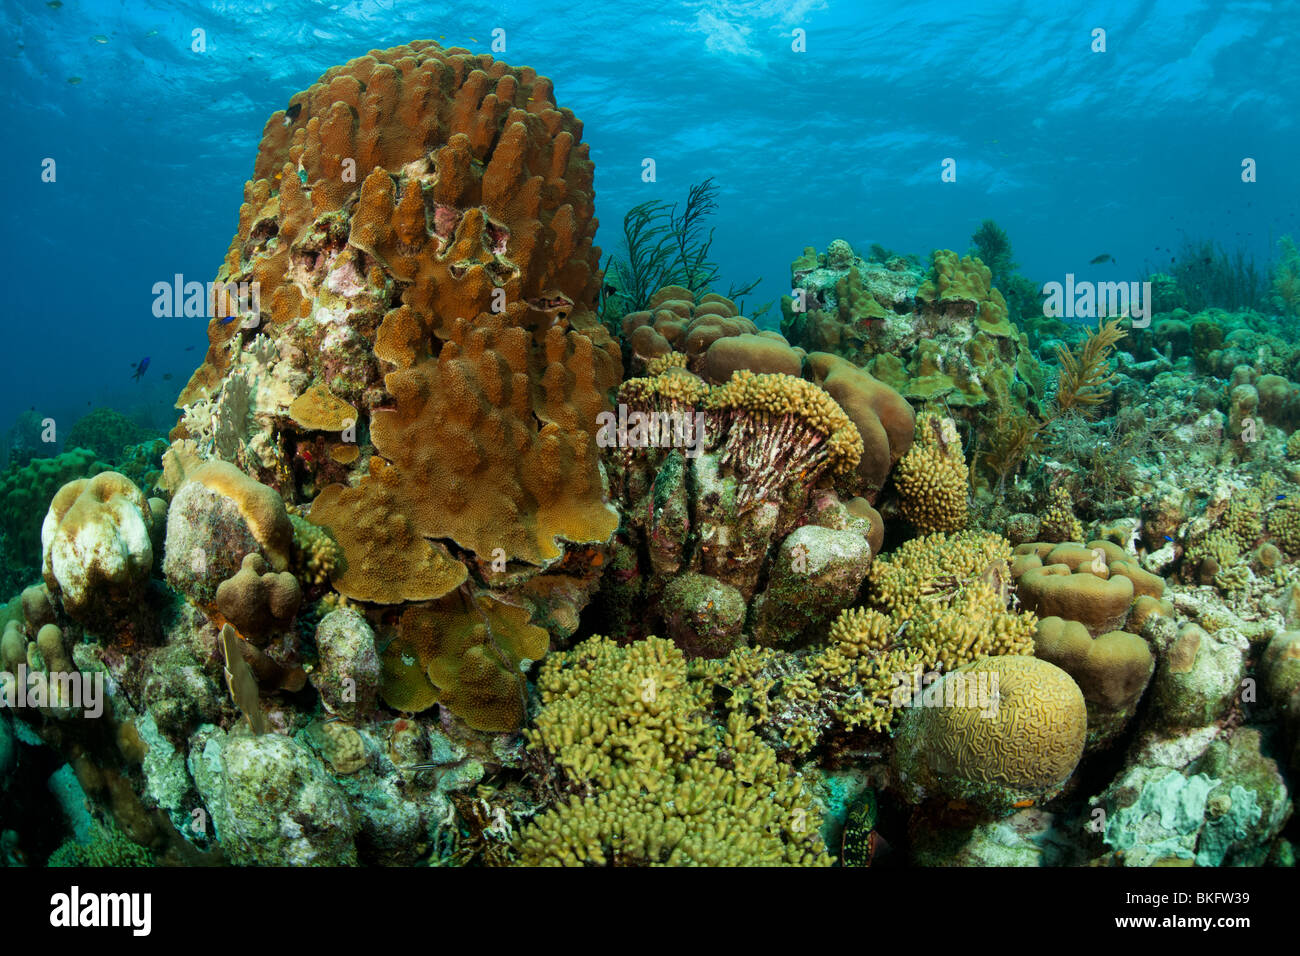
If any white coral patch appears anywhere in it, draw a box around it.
[46,495,153,613]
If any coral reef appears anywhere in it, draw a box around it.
[6,39,1299,872]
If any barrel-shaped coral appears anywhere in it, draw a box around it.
[177,40,622,587]
[892,655,1087,813]
[40,472,154,623]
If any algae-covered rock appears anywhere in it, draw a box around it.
[910,808,1075,867]
[163,464,291,605]
[1148,621,1247,730]
[1098,754,1283,867]
[189,728,357,866]
[750,524,873,647]
[659,572,746,658]
[311,607,380,720]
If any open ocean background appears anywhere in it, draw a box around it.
[3,0,1298,450]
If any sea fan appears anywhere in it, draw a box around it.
[1053,317,1127,417]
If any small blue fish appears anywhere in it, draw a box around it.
[130,357,150,381]
[1277,495,1287,501]
[218,313,238,325]
[1163,535,1173,542]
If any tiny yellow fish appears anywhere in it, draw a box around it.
[470,37,478,42]
[67,76,82,85]
[146,29,158,37]
[92,34,109,44]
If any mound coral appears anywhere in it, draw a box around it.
[214,553,302,643]
[40,472,156,625]
[170,40,621,658]
[1011,541,1163,744]
[163,460,293,604]
[621,287,800,381]
[64,409,157,463]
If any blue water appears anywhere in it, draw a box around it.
[4,0,1298,447]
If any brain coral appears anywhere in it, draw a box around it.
[892,655,1087,813]
[173,40,622,589]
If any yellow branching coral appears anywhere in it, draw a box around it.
[699,533,1036,756]
[288,513,342,587]
[645,351,689,377]
[1039,485,1084,543]
[1269,496,1300,553]
[517,636,828,866]
[617,368,710,413]
[893,412,969,533]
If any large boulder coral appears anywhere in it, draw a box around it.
[163,460,292,605]
[40,472,155,625]
[166,41,620,731]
